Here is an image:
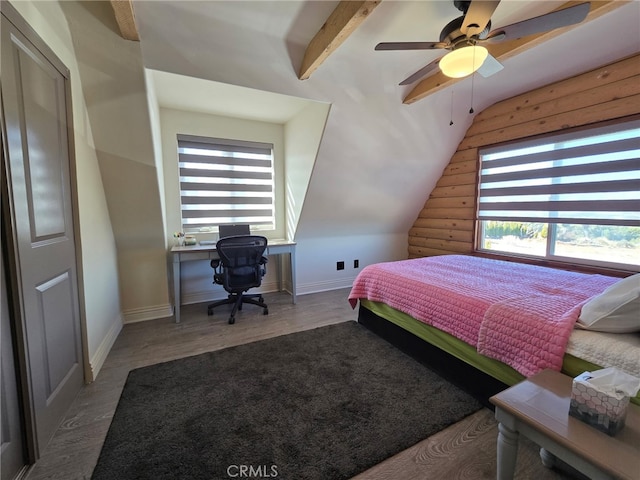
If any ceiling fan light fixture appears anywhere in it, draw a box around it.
[440,45,488,78]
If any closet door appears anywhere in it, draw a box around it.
[1,7,84,457]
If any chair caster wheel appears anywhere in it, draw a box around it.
[228,316,235,324]
[207,308,213,316]
[263,308,268,315]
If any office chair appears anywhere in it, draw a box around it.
[207,235,269,324]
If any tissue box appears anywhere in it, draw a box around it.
[569,372,629,435]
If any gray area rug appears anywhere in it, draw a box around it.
[91,321,482,480]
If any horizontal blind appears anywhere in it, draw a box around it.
[177,135,275,232]
[478,119,640,226]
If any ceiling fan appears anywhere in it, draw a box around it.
[376,0,591,85]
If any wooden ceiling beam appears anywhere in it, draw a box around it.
[110,0,140,41]
[298,0,381,80]
[403,1,625,105]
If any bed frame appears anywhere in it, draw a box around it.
[357,303,507,409]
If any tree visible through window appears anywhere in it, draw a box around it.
[477,118,640,269]
[177,135,275,234]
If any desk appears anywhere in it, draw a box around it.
[171,239,296,323]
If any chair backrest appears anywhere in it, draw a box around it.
[218,224,250,239]
[215,235,268,291]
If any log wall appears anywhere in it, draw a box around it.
[408,53,640,258]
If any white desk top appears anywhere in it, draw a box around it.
[171,239,295,253]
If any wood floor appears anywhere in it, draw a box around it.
[24,289,574,480]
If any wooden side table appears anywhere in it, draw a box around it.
[490,369,640,480]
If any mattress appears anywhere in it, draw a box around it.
[566,329,640,379]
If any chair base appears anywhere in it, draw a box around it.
[207,293,268,324]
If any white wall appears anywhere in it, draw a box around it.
[295,232,409,294]
[58,1,171,324]
[8,1,122,380]
[145,69,169,241]
[283,102,331,240]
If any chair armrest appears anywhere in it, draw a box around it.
[259,256,268,276]
[210,258,224,285]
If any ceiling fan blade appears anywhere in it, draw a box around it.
[477,53,503,78]
[461,0,501,36]
[375,41,445,51]
[399,58,441,86]
[486,2,590,42]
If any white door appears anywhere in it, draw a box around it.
[1,6,84,457]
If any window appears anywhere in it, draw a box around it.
[477,118,640,269]
[177,135,275,234]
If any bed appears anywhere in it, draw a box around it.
[348,255,640,405]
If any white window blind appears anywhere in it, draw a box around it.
[478,119,640,227]
[177,135,275,233]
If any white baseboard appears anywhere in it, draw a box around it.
[181,280,282,306]
[123,304,174,323]
[155,279,351,315]
[182,290,220,306]
[296,277,356,295]
[89,314,122,381]
[183,279,352,305]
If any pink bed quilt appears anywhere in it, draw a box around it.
[348,255,618,377]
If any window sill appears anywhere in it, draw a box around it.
[471,250,635,278]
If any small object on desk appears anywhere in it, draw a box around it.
[199,240,216,245]
[184,235,197,246]
[219,223,250,238]
[173,231,185,246]
[569,368,640,436]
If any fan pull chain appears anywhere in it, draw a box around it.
[469,76,475,115]
[469,47,476,115]
[449,90,454,126]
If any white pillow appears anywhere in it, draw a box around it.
[577,273,640,333]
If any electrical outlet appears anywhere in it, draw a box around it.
[337,261,345,270]
[354,259,359,268]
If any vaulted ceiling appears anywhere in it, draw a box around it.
[109,0,640,238]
